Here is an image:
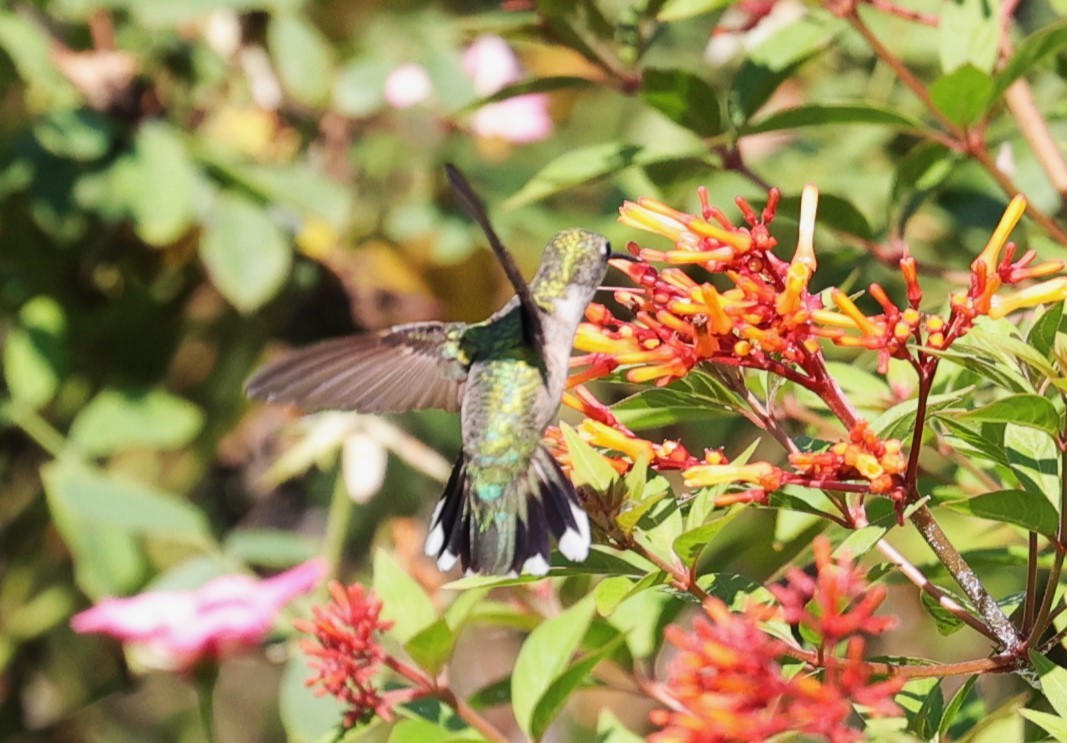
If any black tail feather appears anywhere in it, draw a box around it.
[424,446,591,575]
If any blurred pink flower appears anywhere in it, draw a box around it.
[384,63,433,109]
[462,34,553,143]
[71,558,329,670]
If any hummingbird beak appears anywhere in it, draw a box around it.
[609,251,639,262]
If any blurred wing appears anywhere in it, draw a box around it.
[445,163,545,350]
[245,322,469,413]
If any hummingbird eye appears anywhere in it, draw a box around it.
[601,240,611,258]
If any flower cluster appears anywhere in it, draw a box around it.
[70,559,327,671]
[650,538,901,743]
[296,582,417,728]
[563,186,1067,513]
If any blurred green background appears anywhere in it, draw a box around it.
[3,0,1067,740]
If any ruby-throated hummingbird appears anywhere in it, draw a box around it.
[246,165,624,575]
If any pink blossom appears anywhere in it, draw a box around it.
[383,63,433,109]
[71,558,329,670]
[462,34,553,143]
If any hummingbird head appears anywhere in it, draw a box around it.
[531,228,612,308]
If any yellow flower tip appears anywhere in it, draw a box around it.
[973,194,1028,274]
[854,453,884,480]
[811,309,860,329]
[619,203,686,241]
[794,183,818,271]
[296,217,338,258]
[830,289,880,337]
[687,219,752,252]
[683,461,775,488]
[989,277,1067,319]
[580,420,654,460]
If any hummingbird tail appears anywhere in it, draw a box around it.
[424,446,591,576]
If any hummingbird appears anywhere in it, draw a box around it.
[246,165,626,576]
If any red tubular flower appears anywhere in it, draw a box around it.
[650,538,901,743]
[296,581,409,728]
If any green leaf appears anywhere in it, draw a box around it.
[1029,303,1064,358]
[612,370,742,429]
[596,709,645,742]
[928,64,994,127]
[920,591,966,635]
[594,576,634,617]
[960,394,1061,439]
[727,18,828,124]
[539,0,618,73]
[672,507,740,567]
[528,634,626,740]
[124,122,198,246]
[939,675,979,738]
[3,296,67,408]
[1032,649,1067,717]
[0,11,78,104]
[268,14,333,106]
[405,619,455,676]
[373,549,438,643]
[503,143,643,209]
[43,458,212,544]
[640,68,722,138]
[1006,424,1059,504]
[833,525,886,559]
[223,529,320,569]
[778,192,872,240]
[1019,709,1067,742]
[333,57,391,116]
[200,192,292,313]
[941,490,1058,536]
[560,422,618,492]
[872,390,967,440]
[656,0,733,21]
[995,20,1067,96]
[33,108,114,161]
[742,104,921,136]
[280,643,349,743]
[939,0,998,74]
[69,387,204,457]
[512,595,596,739]
[458,76,594,112]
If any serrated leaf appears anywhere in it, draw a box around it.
[743,103,921,135]
[929,64,994,126]
[200,192,292,313]
[560,422,618,492]
[612,369,742,429]
[373,549,437,643]
[920,591,966,636]
[640,68,722,137]
[69,387,204,457]
[672,507,740,567]
[941,490,1057,536]
[961,394,1061,439]
[512,595,596,739]
[268,14,333,106]
[1032,650,1067,717]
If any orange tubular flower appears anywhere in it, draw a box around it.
[650,538,901,743]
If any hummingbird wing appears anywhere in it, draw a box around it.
[245,322,469,413]
[445,163,545,351]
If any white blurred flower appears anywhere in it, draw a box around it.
[384,63,433,109]
[463,35,524,96]
[342,432,388,503]
[705,1,806,67]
